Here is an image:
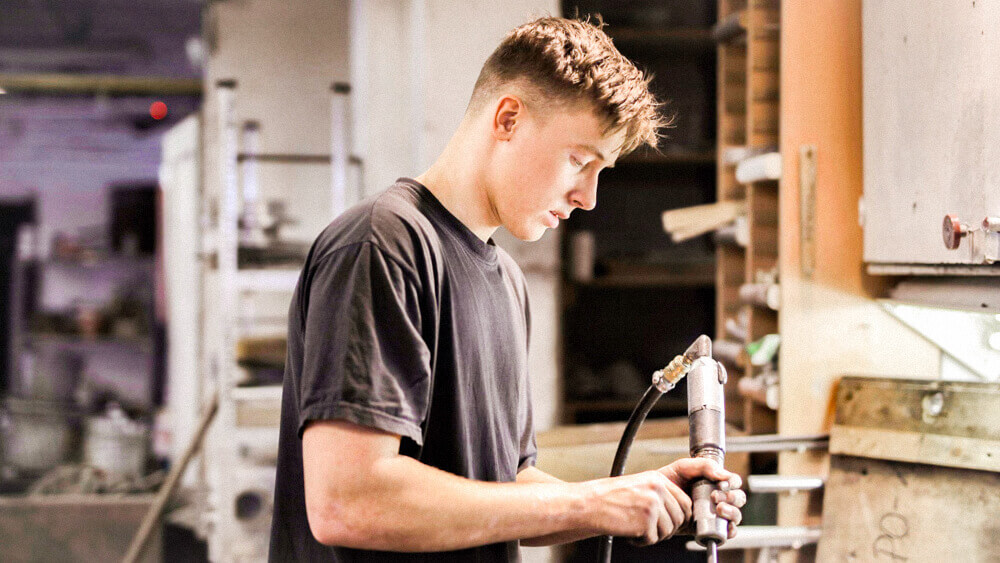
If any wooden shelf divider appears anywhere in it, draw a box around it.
[717,0,781,444]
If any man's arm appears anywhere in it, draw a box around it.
[302,419,694,551]
[516,466,603,546]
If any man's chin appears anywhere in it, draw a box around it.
[507,224,546,242]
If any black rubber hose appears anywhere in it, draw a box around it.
[597,384,664,563]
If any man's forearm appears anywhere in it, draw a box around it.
[516,466,601,546]
[308,455,600,551]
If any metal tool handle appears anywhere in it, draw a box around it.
[687,357,729,559]
[691,476,728,544]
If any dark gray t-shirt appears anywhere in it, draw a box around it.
[269,179,537,562]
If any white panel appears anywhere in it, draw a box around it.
[421,0,557,168]
[159,114,202,486]
[863,1,1000,266]
[204,0,351,238]
[350,0,420,195]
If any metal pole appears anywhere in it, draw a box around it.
[330,82,351,219]
[686,525,822,552]
[747,475,825,494]
[651,433,829,456]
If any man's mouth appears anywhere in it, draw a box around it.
[545,211,560,228]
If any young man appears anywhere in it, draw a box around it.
[269,16,746,562]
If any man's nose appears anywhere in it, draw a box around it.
[570,176,598,211]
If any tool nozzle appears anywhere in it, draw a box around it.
[652,335,714,393]
[684,334,712,361]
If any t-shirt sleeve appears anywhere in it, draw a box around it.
[297,241,431,446]
[517,277,538,472]
[517,401,537,473]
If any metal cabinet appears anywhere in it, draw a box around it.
[862,1,1000,272]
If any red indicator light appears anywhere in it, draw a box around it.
[150,101,168,120]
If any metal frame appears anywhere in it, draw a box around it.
[196,79,356,561]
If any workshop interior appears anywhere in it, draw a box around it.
[1,0,998,561]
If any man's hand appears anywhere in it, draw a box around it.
[659,458,747,539]
[586,470,693,546]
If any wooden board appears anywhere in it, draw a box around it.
[775,3,942,561]
[0,495,159,562]
[536,418,748,483]
[717,0,750,431]
[830,376,1000,472]
[817,455,1000,562]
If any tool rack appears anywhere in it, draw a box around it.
[715,0,780,436]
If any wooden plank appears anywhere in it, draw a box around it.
[775,4,942,559]
[816,455,1000,562]
[537,418,691,448]
[0,495,160,562]
[718,1,750,434]
[749,76,779,103]
[742,400,777,435]
[536,419,749,483]
[829,376,1000,472]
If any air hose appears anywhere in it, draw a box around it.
[597,335,726,563]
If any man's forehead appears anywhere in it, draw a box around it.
[538,104,625,160]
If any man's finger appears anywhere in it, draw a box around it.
[661,493,686,535]
[655,504,675,543]
[664,478,693,522]
[663,458,740,487]
[717,503,742,526]
[713,488,747,508]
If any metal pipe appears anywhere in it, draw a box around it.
[686,526,822,551]
[651,434,829,456]
[688,357,729,552]
[747,475,824,494]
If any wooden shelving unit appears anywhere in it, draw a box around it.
[716,0,780,436]
[559,2,719,425]
[617,148,716,166]
[610,26,715,50]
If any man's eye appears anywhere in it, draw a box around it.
[570,156,585,168]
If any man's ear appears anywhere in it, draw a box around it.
[492,96,523,141]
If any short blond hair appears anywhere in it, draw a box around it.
[470,16,667,155]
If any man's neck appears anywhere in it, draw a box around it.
[415,124,499,243]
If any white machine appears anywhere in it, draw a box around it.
[159,79,359,561]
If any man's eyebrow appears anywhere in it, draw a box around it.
[572,144,615,168]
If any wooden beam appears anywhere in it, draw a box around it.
[0,73,202,96]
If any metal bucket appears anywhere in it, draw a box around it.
[0,397,76,474]
[83,404,148,478]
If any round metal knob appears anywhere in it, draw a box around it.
[942,214,968,250]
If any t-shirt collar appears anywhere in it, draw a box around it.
[397,177,499,265]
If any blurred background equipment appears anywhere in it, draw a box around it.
[2,0,999,562]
